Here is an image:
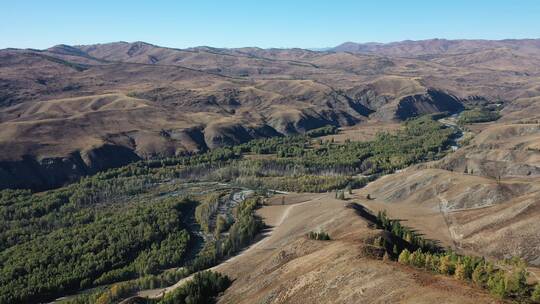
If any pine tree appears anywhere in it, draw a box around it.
[487,272,507,299]
[398,249,411,265]
[430,255,440,272]
[439,255,452,275]
[423,254,432,270]
[454,261,467,280]
[472,264,486,287]
[531,283,540,303]
[410,249,425,268]
[505,266,528,297]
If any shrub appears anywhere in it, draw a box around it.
[308,231,331,241]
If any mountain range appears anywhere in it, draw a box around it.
[1,38,540,190]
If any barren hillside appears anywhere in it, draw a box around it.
[355,96,540,266]
[1,39,540,190]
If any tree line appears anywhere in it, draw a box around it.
[374,210,539,303]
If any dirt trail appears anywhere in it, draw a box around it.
[436,194,460,250]
[138,191,503,303]
[139,194,325,299]
[215,193,500,304]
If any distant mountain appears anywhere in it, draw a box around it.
[331,38,540,57]
[307,47,332,52]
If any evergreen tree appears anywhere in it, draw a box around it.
[472,263,487,287]
[430,255,440,273]
[504,266,528,297]
[424,254,433,271]
[410,249,425,268]
[487,272,507,298]
[439,255,453,275]
[532,283,540,303]
[398,249,411,265]
[454,261,467,280]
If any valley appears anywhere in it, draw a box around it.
[2,39,540,190]
[1,114,455,302]
[1,38,540,304]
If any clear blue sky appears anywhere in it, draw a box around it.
[2,0,540,49]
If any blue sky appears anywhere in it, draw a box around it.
[1,0,539,49]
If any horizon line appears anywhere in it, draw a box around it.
[3,37,540,52]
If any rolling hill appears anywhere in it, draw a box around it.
[1,39,540,190]
[1,38,540,304]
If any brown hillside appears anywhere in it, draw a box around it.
[2,39,540,189]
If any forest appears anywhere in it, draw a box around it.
[61,196,263,304]
[105,114,455,193]
[0,115,457,303]
[157,271,231,304]
[0,194,194,303]
[458,107,501,124]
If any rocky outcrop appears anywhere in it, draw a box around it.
[203,123,282,149]
[395,89,464,120]
[436,123,540,178]
[269,114,333,135]
[0,145,140,191]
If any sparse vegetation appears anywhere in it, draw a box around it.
[397,249,532,300]
[374,209,535,302]
[308,231,331,241]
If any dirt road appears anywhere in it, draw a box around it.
[139,193,326,299]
